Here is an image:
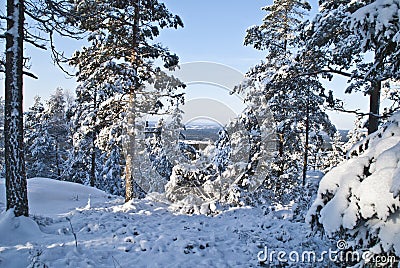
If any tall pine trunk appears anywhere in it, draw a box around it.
[5,0,29,217]
[302,93,310,186]
[55,140,61,178]
[125,91,137,202]
[368,80,381,135]
[277,131,284,177]
[90,88,98,187]
[90,135,96,187]
[125,0,140,202]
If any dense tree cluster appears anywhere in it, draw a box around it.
[1,0,184,214]
[237,0,336,205]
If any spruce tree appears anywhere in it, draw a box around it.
[24,96,51,178]
[323,130,345,171]
[25,90,72,180]
[45,88,71,179]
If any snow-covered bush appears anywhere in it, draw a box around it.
[307,112,400,265]
[164,114,268,213]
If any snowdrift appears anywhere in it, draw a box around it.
[0,177,333,267]
[0,177,110,217]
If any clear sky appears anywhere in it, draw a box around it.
[0,0,372,130]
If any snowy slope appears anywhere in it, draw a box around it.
[0,177,332,267]
[0,178,110,217]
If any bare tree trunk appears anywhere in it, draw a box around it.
[368,80,381,135]
[5,0,29,217]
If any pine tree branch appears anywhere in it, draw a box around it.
[24,9,51,26]
[25,0,86,39]
[23,70,39,79]
[297,68,360,79]
[25,29,49,42]
[48,32,75,77]
[24,37,47,50]
[296,67,391,83]
[0,58,4,71]
[328,106,395,119]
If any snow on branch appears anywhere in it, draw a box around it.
[307,111,400,259]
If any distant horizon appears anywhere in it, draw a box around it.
[147,119,352,132]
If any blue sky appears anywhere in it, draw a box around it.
[158,0,268,72]
[0,0,367,129]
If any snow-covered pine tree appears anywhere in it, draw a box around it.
[307,112,400,265]
[220,112,264,206]
[349,0,400,134]
[301,0,400,134]
[148,103,186,186]
[68,46,123,187]
[244,0,311,55]
[165,109,274,211]
[144,118,173,191]
[213,128,231,174]
[70,0,185,202]
[24,96,53,178]
[322,130,345,172]
[307,130,325,171]
[96,95,128,196]
[240,0,335,205]
[44,88,71,179]
[344,116,367,158]
[25,90,72,180]
[350,0,400,84]
[99,144,124,196]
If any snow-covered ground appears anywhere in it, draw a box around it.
[0,177,334,267]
